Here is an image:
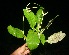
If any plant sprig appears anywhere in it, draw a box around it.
[7,3,66,50]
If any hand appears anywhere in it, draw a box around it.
[10,43,30,55]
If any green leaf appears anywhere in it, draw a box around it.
[36,7,44,23]
[7,25,24,38]
[26,29,40,50]
[7,25,16,36]
[36,7,44,18]
[15,28,24,38]
[40,34,46,45]
[23,9,37,28]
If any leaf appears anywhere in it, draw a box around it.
[36,7,44,23]
[40,34,46,45]
[26,29,40,50]
[23,9,37,28]
[7,25,16,36]
[7,25,24,38]
[36,7,44,18]
[15,28,24,38]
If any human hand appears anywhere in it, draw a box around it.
[10,43,30,55]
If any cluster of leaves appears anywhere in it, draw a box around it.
[23,7,47,50]
[7,3,66,52]
[7,7,46,50]
[23,7,44,29]
[7,3,61,50]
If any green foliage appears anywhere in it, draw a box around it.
[40,34,46,45]
[36,7,44,24]
[23,9,37,28]
[26,29,40,50]
[7,3,59,50]
[7,25,24,38]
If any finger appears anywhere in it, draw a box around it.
[22,50,30,55]
[25,47,29,50]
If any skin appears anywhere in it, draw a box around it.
[10,43,30,55]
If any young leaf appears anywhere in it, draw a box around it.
[36,7,44,23]
[26,29,40,50]
[36,7,44,18]
[23,9,37,28]
[40,34,46,45]
[7,25,24,38]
